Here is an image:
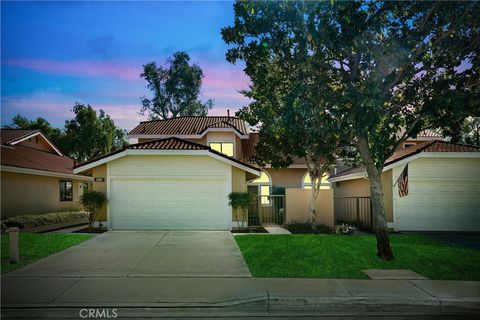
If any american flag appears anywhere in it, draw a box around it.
[397,164,409,197]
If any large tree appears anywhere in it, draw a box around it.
[222,0,479,259]
[140,51,213,120]
[227,12,341,226]
[64,103,127,161]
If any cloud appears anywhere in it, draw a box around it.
[87,35,119,59]
[3,58,142,80]
[0,88,146,130]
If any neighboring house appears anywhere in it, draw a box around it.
[1,129,92,218]
[329,140,480,232]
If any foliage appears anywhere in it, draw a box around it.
[458,117,480,146]
[7,104,127,162]
[64,103,127,161]
[80,191,107,232]
[1,233,92,274]
[6,114,66,149]
[222,0,480,260]
[285,219,331,234]
[333,223,357,235]
[227,192,250,229]
[140,51,213,120]
[235,234,480,280]
[1,212,89,229]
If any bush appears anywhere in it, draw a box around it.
[333,223,357,235]
[228,192,250,229]
[1,211,89,229]
[285,219,332,234]
[80,191,107,232]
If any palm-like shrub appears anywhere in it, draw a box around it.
[227,192,250,230]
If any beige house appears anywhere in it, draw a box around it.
[329,140,480,232]
[73,116,334,230]
[1,129,92,218]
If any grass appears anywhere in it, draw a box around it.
[235,234,480,280]
[1,232,93,274]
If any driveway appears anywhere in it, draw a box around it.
[4,231,251,278]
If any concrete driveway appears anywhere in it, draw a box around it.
[5,231,251,278]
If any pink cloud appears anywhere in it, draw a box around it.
[3,58,142,80]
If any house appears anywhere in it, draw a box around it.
[329,140,480,232]
[73,116,328,230]
[1,129,92,218]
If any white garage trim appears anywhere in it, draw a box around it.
[74,150,260,176]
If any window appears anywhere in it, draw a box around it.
[60,180,73,201]
[209,142,234,157]
[302,173,331,190]
[249,171,272,205]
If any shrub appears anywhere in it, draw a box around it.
[80,191,107,232]
[1,211,89,229]
[333,223,357,235]
[227,192,250,230]
[285,219,332,234]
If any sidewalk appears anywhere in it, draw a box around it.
[2,277,479,317]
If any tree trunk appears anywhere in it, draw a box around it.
[357,137,394,260]
[305,157,326,230]
[368,169,394,260]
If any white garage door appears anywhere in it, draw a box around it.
[395,157,480,231]
[108,155,231,230]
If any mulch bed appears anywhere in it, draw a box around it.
[231,226,268,234]
[72,227,107,234]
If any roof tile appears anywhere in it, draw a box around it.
[129,116,249,136]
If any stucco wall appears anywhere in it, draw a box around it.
[266,168,306,188]
[1,171,83,218]
[90,164,108,221]
[285,189,334,226]
[332,169,393,223]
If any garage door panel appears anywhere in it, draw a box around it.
[110,178,230,230]
[395,158,480,231]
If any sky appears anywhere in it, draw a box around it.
[1,0,250,130]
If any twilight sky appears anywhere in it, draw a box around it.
[1,1,250,130]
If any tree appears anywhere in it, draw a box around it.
[140,51,213,120]
[80,190,107,232]
[227,192,250,230]
[222,0,479,260]
[229,26,341,227]
[7,114,66,149]
[460,117,480,146]
[64,103,127,161]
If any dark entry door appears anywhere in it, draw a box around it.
[247,185,259,226]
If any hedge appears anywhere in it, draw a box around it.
[1,211,89,229]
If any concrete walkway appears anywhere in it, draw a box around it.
[2,277,479,317]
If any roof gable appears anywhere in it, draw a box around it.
[330,140,480,181]
[73,137,261,176]
[1,129,63,156]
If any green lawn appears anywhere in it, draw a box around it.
[235,234,480,280]
[1,233,93,274]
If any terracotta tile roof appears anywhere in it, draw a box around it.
[416,129,443,138]
[75,137,260,172]
[1,145,75,174]
[128,137,208,151]
[241,132,259,162]
[1,129,39,145]
[330,140,480,180]
[129,116,249,136]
